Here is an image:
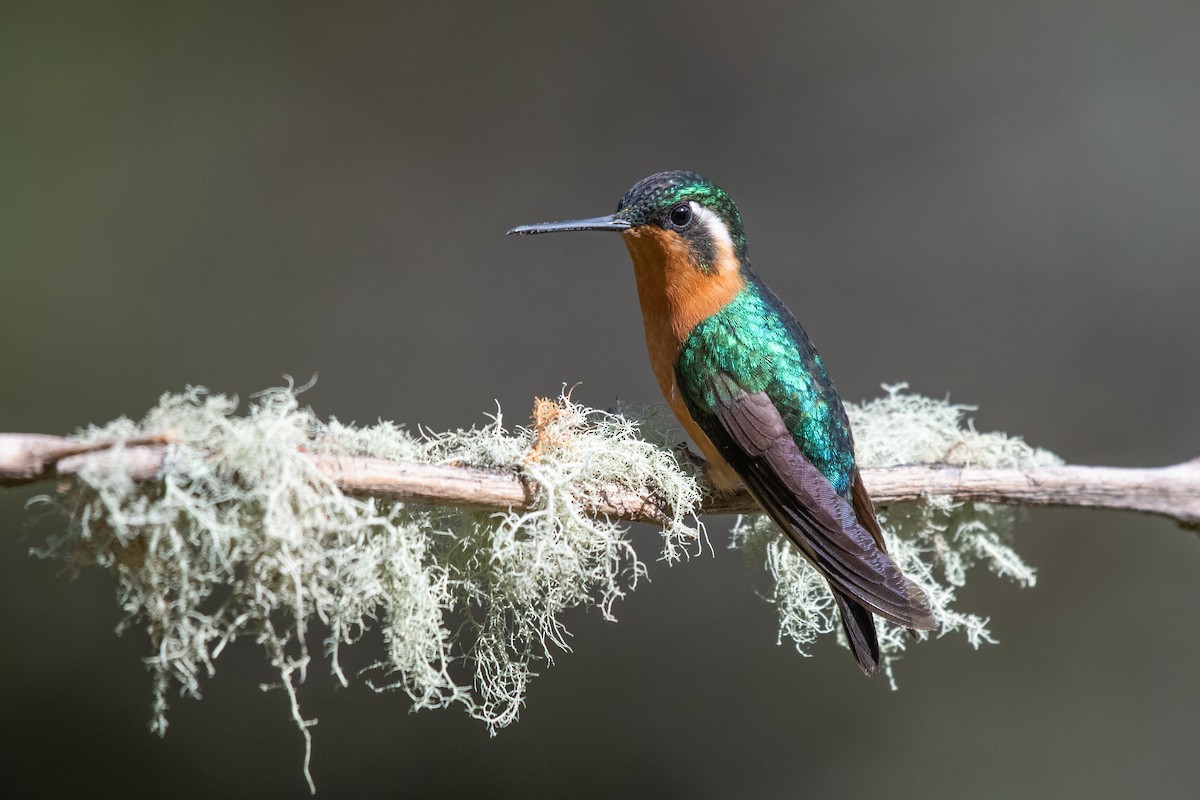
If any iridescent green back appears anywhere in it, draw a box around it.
[675,271,856,496]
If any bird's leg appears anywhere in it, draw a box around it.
[674,441,708,473]
[674,442,746,495]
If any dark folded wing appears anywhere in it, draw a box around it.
[851,467,887,553]
[683,370,935,630]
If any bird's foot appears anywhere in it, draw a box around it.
[674,442,708,473]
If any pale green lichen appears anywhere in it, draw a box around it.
[26,382,1054,788]
[30,385,702,792]
[731,384,1060,686]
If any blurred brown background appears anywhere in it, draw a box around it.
[2,2,1198,797]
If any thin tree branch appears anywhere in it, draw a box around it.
[2,432,1198,529]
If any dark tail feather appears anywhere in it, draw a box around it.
[833,590,880,675]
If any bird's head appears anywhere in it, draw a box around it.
[508,170,747,279]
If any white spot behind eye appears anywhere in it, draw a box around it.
[689,201,735,251]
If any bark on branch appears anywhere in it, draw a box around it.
[2,432,1198,529]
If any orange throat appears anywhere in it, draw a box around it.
[620,226,745,491]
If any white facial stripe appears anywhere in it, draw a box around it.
[689,201,735,252]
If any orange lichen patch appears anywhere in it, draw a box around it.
[527,396,571,462]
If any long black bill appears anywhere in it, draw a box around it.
[506,215,631,235]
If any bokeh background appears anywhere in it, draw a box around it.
[3,2,1198,797]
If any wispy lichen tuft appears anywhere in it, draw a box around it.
[30,385,702,792]
[731,384,1060,686]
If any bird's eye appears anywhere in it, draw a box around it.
[668,203,694,229]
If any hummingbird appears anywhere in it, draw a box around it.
[508,170,936,674]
